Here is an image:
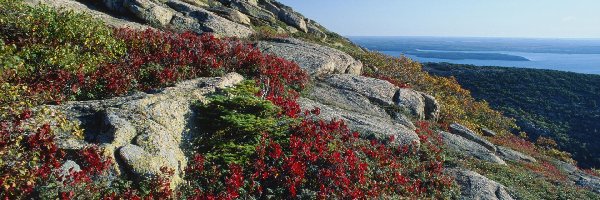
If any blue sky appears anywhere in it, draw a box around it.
[278,0,600,38]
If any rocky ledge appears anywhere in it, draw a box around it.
[48,73,244,185]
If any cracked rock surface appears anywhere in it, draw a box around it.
[256,38,363,76]
[49,73,244,185]
[446,168,514,200]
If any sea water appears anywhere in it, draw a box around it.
[350,36,600,74]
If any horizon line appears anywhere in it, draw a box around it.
[345,35,600,40]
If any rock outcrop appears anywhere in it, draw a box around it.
[206,7,252,25]
[257,38,363,76]
[442,123,541,166]
[496,146,537,163]
[28,0,331,39]
[126,0,175,27]
[49,73,245,185]
[300,74,425,146]
[394,89,440,121]
[32,0,253,37]
[166,0,254,37]
[449,123,496,152]
[228,0,277,23]
[577,174,600,194]
[299,98,419,146]
[554,160,600,194]
[447,168,514,200]
[441,131,506,165]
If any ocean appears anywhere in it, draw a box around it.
[349,36,600,74]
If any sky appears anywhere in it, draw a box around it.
[278,0,600,38]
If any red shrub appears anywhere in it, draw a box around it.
[522,161,569,183]
[101,29,307,107]
[489,134,540,158]
[0,110,63,199]
[180,111,456,199]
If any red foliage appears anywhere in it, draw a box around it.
[91,29,307,117]
[144,167,175,200]
[183,155,247,200]
[60,146,112,187]
[489,134,540,158]
[12,28,307,117]
[522,161,569,183]
[181,111,454,199]
[0,110,63,199]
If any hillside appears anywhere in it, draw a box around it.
[423,62,600,168]
[1,0,599,199]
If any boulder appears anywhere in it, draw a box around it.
[278,11,307,33]
[125,0,175,27]
[228,0,276,23]
[422,93,440,120]
[394,89,425,119]
[286,26,299,34]
[245,0,258,6]
[449,123,496,152]
[299,98,419,146]
[207,7,252,25]
[306,81,390,119]
[256,38,362,76]
[307,23,327,39]
[441,131,506,165]
[118,144,164,179]
[447,168,514,200]
[261,1,309,33]
[496,146,537,163]
[393,89,440,120]
[261,0,281,16]
[301,74,419,146]
[321,74,397,105]
[169,14,206,34]
[49,73,245,186]
[166,0,254,37]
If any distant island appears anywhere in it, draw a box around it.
[405,50,531,61]
[350,36,600,74]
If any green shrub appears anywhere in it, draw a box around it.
[0,0,125,76]
[0,40,24,78]
[194,81,291,164]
